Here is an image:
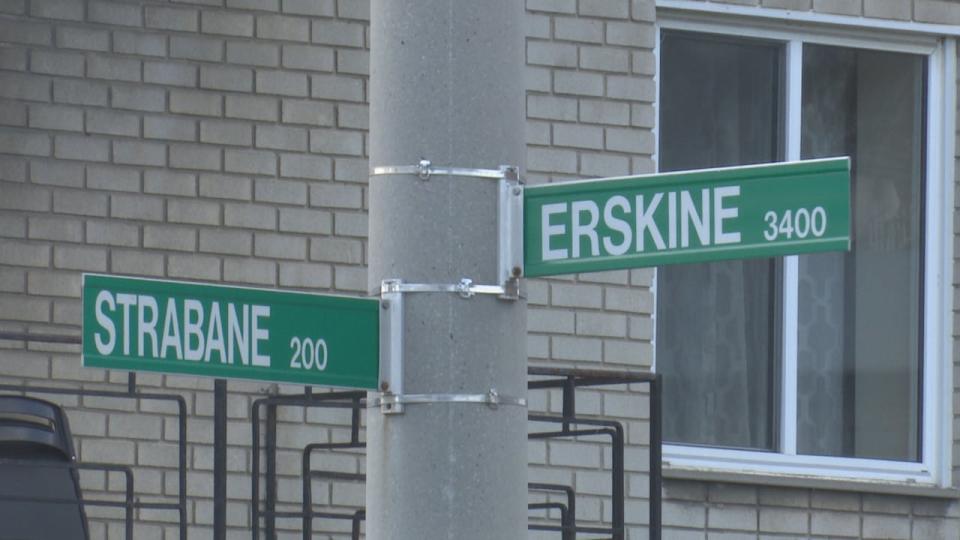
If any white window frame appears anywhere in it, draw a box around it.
[652,8,957,488]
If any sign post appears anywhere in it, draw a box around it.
[366,0,529,538]
[524,157,851,277]
[82,274,380,389]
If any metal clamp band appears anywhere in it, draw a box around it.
[370,160,519,181]
[372,389,527,413]
[381,278,504,299]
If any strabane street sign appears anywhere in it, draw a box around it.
[82,274,380,389]
[523,157,851,277]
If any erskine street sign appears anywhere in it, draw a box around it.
[523,157,851,277]
[82,274,380,389]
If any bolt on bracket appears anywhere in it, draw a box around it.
[370,389,527,411]
[369,160,516,181]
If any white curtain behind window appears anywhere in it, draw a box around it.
[658,32,782,450]
[798,45,924,461]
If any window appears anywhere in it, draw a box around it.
[797,45,924,462]
[658,32,782,453]
[655,17,955,485]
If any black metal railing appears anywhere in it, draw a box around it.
[2,332,663,539]
[528,367,662,539]
[251,367,662,540]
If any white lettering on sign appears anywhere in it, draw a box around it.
[541,203,568,261]
[93,292,272,366]
[540,185,743,262]
[138,295,159,357]
[571,200,600,258]
[94,290,116,355]
[251,305,270,367]
[116,293,136,355]
[713,186,741,245]
[289,337,328,371]
[636,193,665,252]
[680,189,709,248]
[763,206,827,241]
[667,192,677,249]
[160,298,182,359]
[602,195,632,256]
[228,304,249,366]
[204,301,226,363]
[184,299,203,361]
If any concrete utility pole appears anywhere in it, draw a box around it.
[366,0,527,539]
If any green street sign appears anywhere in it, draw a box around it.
[523,158,850,277]
[82,274,380,389]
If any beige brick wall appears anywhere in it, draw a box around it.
[1,0,959,538]
[0,0,369,537]
[523,1,656,536]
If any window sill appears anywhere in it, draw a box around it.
[663,464,960,499]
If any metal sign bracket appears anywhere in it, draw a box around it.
[377,277,529,415]
[381,278,508,299]
[370,160,513,181]
[497,167,524,300]
[379,279,404,414]
[370,390,527,411]
[370,161,525,299]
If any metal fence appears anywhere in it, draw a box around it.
[1,331,661,539]
[251,367,662,540]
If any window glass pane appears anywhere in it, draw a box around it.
[798,45,924,461]
[658,31,782,450]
